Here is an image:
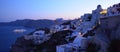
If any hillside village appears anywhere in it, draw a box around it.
[11,3,120,52]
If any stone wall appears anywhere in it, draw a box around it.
[100,15,120,30]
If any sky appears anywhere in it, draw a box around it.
[0,0,120,22]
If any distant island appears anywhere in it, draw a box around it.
[0,19,55,29]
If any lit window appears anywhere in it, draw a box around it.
[100,9,107,14]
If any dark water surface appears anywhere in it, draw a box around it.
[0,26,34,52]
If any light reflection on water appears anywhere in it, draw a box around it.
[13,29,27,33]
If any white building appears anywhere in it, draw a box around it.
[56,44,73,52]
[106,3,120,16]
[73,35,86,46]
[75,14,93,34]
[24,30,51,44]
[50,25,71,33]
[50,25,62,33]
[33,30,45,38]
[75,5,103,35]
[56,33,87,52]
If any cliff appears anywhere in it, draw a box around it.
[10,15,120,52]
[85,15,120,52]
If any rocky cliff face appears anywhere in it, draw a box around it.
[85,15,120,52]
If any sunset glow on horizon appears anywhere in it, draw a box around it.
[0,0,120,22]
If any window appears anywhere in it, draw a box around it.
[35,33,39,35]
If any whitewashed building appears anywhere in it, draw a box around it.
[50,24,71,33]
[56,33,87,52]
[24,30,51,44]
[106,3,120,16]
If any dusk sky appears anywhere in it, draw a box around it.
[0,0,120,22]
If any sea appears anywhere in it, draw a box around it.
[0,26,35,52]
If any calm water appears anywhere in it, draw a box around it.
[0,26,34,52]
